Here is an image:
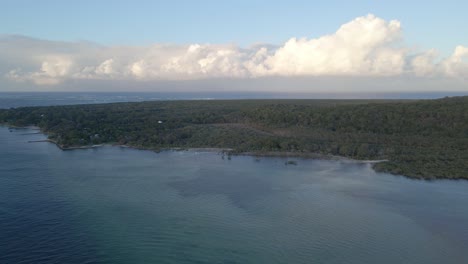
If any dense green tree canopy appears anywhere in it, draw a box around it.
[1,97,467,179]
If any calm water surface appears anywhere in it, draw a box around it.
[2,92,468,109]
[1,126,467,264]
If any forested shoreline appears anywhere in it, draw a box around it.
[1,97,467,179]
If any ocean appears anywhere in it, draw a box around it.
[1,91,468,109]
[1,126,467,264]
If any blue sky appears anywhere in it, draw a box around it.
[2,0,467,55]
[0,1,467,92]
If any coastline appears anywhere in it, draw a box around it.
[234,151,389,164]
[6,124,389,164]
[7,124,389,164]
[1,124,449,180]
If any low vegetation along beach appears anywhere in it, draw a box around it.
[1,96,467,180]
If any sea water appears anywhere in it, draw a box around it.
[1,126,467,264]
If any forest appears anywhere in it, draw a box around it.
[1,96,467,180]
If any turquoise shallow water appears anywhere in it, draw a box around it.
[1,126,467,264]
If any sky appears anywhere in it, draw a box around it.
[1,1,467,93]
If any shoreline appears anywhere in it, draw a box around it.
[12,124,388,164]
[233,151,389,164]
[1,124,453,180]
[17,125,388,164]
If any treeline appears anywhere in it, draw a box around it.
[0,97,467,179]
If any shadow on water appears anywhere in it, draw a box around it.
[1,126,468,264]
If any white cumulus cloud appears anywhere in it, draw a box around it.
[1,14,468,87]
[260,15,405,76]
[6,55,73,85]
[440,45,468,78]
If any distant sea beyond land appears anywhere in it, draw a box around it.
[1,91,467,109]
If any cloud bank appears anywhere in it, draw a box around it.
[1,14,467,91]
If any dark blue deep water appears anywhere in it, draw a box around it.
[1,126,468,263]
[2,92,468,109]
